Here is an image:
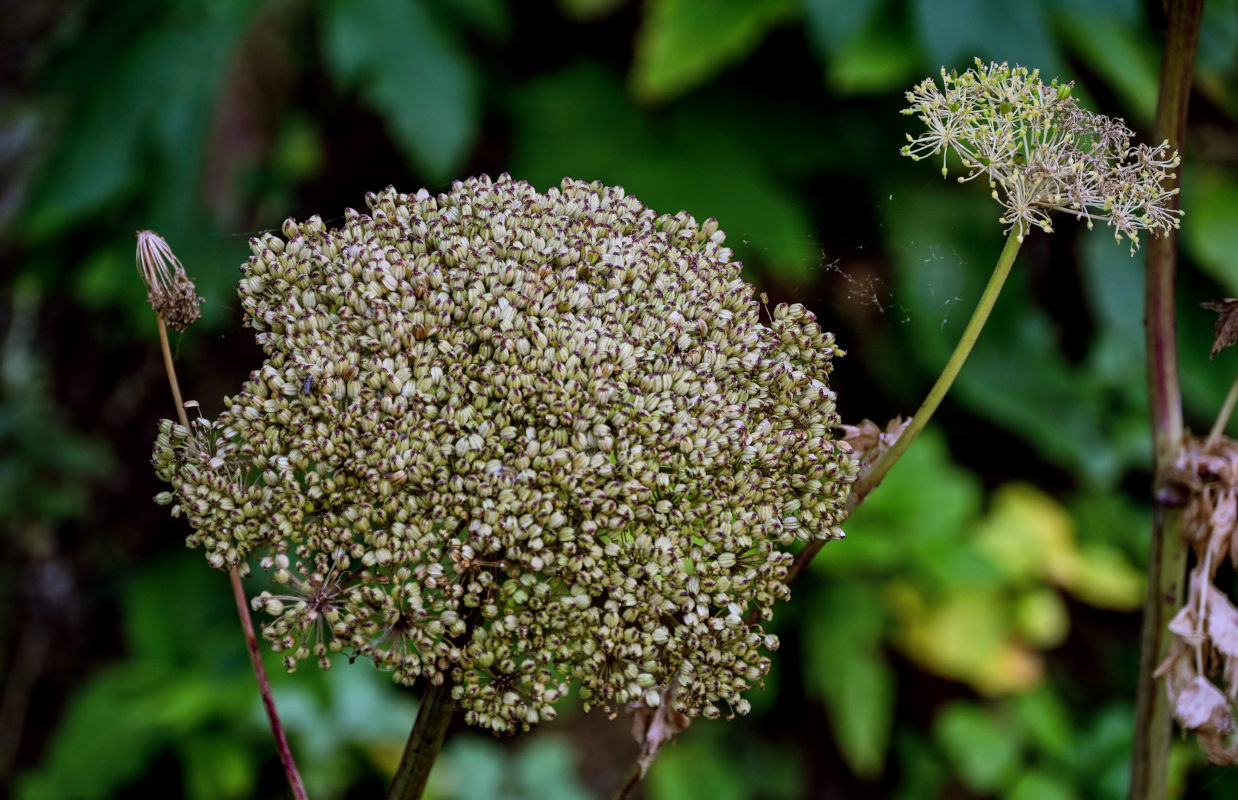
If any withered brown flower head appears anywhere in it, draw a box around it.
[1202,299,1238,359]
[1158,435,1238,764]
[136,230,203,331]
[152,175,857,733]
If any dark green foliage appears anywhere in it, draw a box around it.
[7,0,1238,797]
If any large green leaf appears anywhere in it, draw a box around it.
[631,0,799,103]
[320,0,478,181]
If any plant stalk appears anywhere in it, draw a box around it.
[154,313,307,800]
[1130,2,1202,798]
[387,679,456,800]
[784,228,1024,585]
[1204,373,1238,449]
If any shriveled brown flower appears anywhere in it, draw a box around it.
[136,230,203,331]
[1157,434,1238,763]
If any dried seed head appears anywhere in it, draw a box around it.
[136,230,203,331]
[151,174,858,733]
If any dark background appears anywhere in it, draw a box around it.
[3,0,1238,797]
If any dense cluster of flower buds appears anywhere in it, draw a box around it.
[153,174,856,732]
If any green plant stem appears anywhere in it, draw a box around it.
[155,313,307,800]
[157,316,189,429]
[387,680,456,800]
[1130,2,1202,798]
[784,228,1024,586]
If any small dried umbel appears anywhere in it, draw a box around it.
[902,59,1182,250]
[152,175,857,733]
[136,230,203,331]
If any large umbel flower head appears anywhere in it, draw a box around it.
[152,174,856,732]
[902,59,1182,250]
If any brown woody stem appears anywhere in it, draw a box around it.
[1130,2,1202,799]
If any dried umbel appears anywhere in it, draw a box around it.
[152,175,857,733]
[902,59,1182,250]
[1157,435,1238,764]
[136,230,203,331]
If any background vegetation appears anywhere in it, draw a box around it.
[3,0,1238,797]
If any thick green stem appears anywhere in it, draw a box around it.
[1131,2,1202,798]
[784,229,1023,586]
[387,680,456,800]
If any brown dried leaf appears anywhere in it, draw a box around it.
[840,417,909,466]
[1206,584,1238,662]
[1203,299,1238,359]
[629,682,691,778]
[840,419,882,453]
[1174,675,1231,731]
[1167,602,1200,644]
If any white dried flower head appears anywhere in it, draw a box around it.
[902,59,1182,251]
[151,174,857,733]
[136,230,203,330]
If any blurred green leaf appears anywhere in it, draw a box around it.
[22,1,258,242]
[803,0,883,55]
[1182,166,1238,295]
[433,737,507,799]
[507,62,820,282]
[182,734,256,800]
[825,1,920,94]
[513,738,595,800]
[631,0,799,102]
[1063,704,1133,797]
[1196,0,1238,115]
[1053,9,1158,123]
[437,0,511,39]
[1005,769,1078,800]
[815,427,980,574]
[804,581,893,777]
[649,734,747,800]
[15,663,252,800]
[1013,589,1069,648]
[910,0,1062,76]
[934,702,1022,793]
[892,731,948,800]
[1012,688,1073,762]
[321,0,478,181]
[429,734,594,800]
